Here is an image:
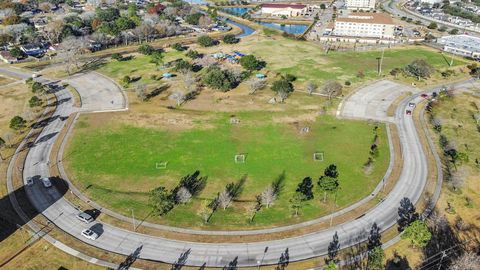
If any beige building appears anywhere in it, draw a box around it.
[332,12,395,39]
[260,3,307,17]
[345,0,376,10]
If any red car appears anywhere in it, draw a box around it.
[406,110,412,115]
[420,93,429,99]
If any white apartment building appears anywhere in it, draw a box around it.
[260,3,307,17]
[345,0,376,10]
[332,12,395,39]
[437,35,480,59]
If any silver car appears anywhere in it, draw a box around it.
[76,212,94,223]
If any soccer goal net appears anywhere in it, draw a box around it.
[156,162,168,169]
[313,152,324,161]
[234,154,246,163]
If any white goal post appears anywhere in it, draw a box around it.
[234,154,246,163]
[156,162,168,169]
[313,152,324,161]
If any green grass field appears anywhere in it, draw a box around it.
[66,112,389,229]
[98,39,471,92]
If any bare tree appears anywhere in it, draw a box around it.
[217,190,233,210]
[57,36,88,75]
[120,31,135,46]
[197,199,211,223]
[44,20,65,44]
[169,91,185,106]
[5,23,29,43]
[175,187,192,204]
[449,166,467,191]
[306,81,317,95]
[184,71,197,92]
[135,84,147,102]
[321,80,343,100]
[198,15,213,28]
[2,132,13,147]
[260,185,277,208]
[427,211,449,232]
[195,56,217,68]
[247,78,266,95]
[39,2,53,13]
[449,252,480,270]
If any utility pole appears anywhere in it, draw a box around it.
[131,209,136,231]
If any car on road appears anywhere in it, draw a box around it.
[26,177,34,186]
[408,102,416,108]
[76,212,94,223]
[81,229,98,240]
[406,110,412,115]
[41,177,52,188]
[420,93,429,99]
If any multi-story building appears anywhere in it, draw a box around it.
[437,35,480,59]
[331,12,395,39]
[260,3,307,17]
[345,0,376,10]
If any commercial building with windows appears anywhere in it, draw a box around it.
[260,3,307,17]
[332,12,395,39]
[436,35,480,59]
[345,0,376,10]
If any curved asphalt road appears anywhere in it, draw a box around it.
[12,67,459,267]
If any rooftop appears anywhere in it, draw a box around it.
[437,34,480,53]
[335,12,394,25]
[261,3,307,9]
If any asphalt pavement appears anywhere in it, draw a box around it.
[18,72,432,267]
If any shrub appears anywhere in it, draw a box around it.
[223,34,239,44]
[172,43,186,51]
[138,44,155,55]
[186,50,200,59]
[197,35,216,47]
[239,55,261,71]
[29,96,42,107]
[121,75,131,86]
[31,82,44,93]
[10,116,27,130]
[111,53,123,61]
[427,22,438,29]
[203,66,239,92]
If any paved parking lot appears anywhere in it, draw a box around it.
[65,72,127,112]
[339,80,417,123]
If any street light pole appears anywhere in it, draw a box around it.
[131,209,136,231]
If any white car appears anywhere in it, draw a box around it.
[41,177,52,188]
[26,177,34,186]
[81,229,98,240]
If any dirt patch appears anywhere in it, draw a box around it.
[272,112,319,124]
[0,84,30,135]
